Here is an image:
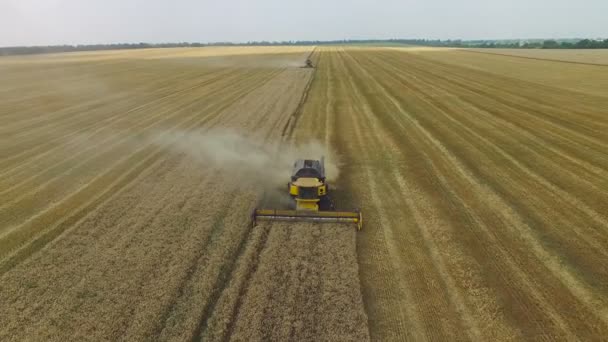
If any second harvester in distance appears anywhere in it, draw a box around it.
[253,157,362,230]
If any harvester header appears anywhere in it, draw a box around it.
[252,157,362,230]
[253,208,362,230]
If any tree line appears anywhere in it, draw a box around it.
[439,39,608,49]
[384,39,608,49]
[1,38,607,56]
[0,42,206,56]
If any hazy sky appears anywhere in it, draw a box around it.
[2,0,607,46]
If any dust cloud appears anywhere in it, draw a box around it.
[152,128,340,193]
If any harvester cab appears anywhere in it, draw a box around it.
[253,157,362,230]
[288,158,333,211]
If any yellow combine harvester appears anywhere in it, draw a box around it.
[253,157,362,230]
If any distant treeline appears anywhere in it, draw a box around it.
[2,38,607,56]
[408,38,608,49]
[0,42,206,56]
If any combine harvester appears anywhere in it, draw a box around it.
[253,158,362,230]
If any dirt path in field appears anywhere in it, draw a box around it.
[0,47,369,341]
[294,47,608,341]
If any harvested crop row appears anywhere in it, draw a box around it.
[294,46,608,341]
[463,48,608,66]
[400,47,608,97]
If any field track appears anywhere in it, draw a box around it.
[294,46,608,340]
[2,45,608,341]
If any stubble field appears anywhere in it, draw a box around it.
[464,47,608,65]
[1,45,608,341]
[294,46,608,340]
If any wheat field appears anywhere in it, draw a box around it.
[1,45,608,341]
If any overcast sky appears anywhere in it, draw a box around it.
[2,0,607,47]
